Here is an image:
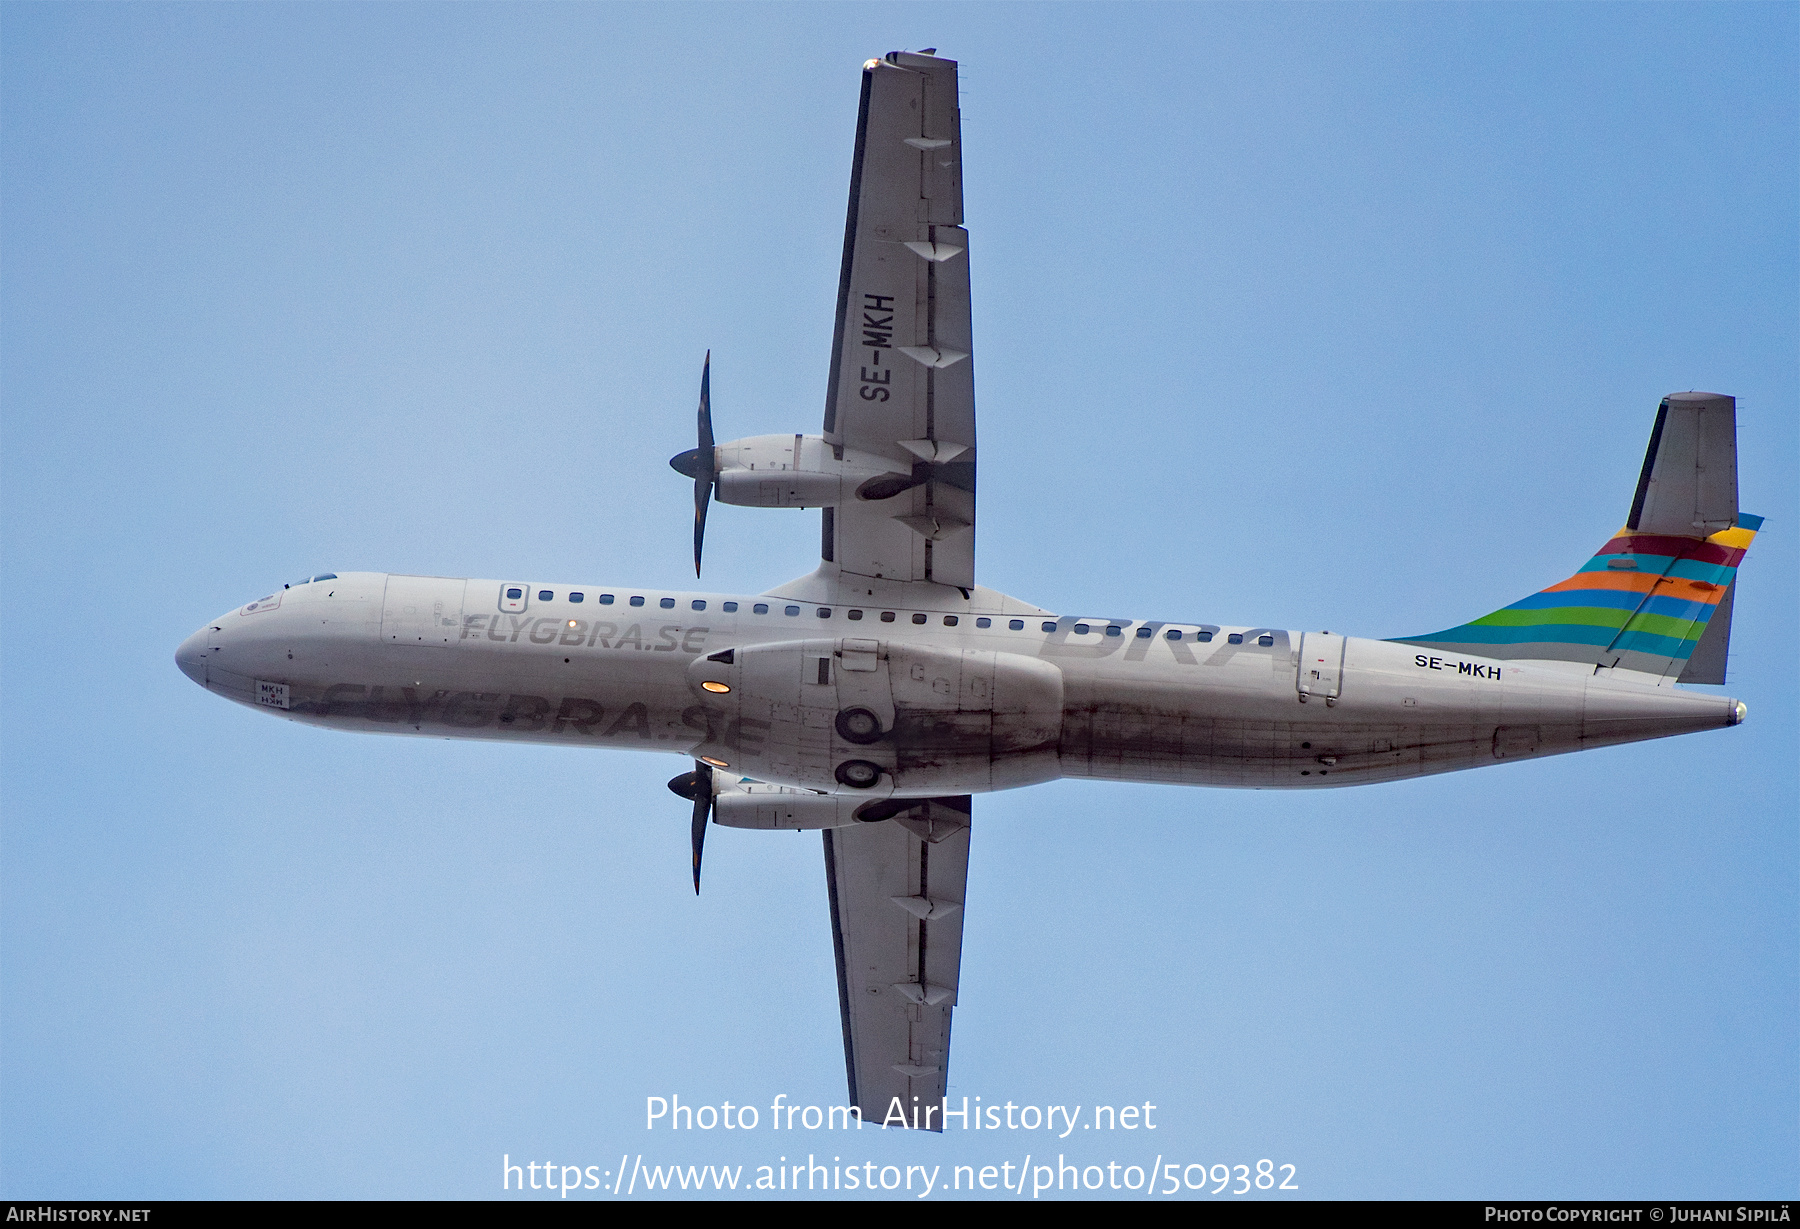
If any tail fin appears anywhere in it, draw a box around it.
[1397,393,1761,684]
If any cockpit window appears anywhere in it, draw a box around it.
[313,574,337,582]
[292,577,310,586]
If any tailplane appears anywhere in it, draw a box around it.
[1397,393,1761,684]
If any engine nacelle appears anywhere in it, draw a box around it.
[707,775,867,830]
[711,434,900,508]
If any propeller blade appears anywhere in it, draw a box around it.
[690,781,709,895]
[668,352,717,576]
[693,352,714,576]
[666,761,713,895]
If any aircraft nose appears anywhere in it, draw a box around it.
[175,628,209,688]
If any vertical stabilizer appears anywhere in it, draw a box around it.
[1397,394,1759,684]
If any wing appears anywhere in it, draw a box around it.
[822,797,971,1130]
[820,51,975,593]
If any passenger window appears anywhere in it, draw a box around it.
[660,598,675,609]
[630,596,645,607]
[539,590,554,601]
[753,603,769,614]
[1136,627,1152,638]
[1228,634,1243,644]
[1258,635,1274,647]
[599,594,614,605]
[848,609,863,620]
[1041,621,1057,632]
[723,601,738,613]
[1104,626,1121,637]
[976,617,991,628]
[817,607,831,618]
[911,613,926,625]
[569,592,584,603]
[880,611,895,622]
[943,615,958,627]
[506,588,523,600]
[691,600,705,611]
[1074,623,1090,635]
[785,605,800,616]
[1197,631,1213,642]
[501,586,528,613]
[1009,619,1024,631]
[1165,629,1182,641]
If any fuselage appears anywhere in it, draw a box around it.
[176,571,1743,795]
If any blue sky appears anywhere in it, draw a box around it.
[3,2,1794,1200]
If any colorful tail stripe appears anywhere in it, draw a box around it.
[1396,515,1761,678]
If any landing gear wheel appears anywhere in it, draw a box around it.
[834,759,883,789]
[834,707,885,744]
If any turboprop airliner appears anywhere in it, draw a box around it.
[175,50,1761,1130]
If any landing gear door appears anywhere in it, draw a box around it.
[381,575,467,647]
[834,638,895,730]
[1297,631,1346,700]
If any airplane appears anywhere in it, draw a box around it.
[174,50,1761,1132]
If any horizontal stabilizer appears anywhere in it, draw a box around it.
[1629,392,1738,536]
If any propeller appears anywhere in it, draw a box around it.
[667,352,715,576]
[666,761,713,894]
